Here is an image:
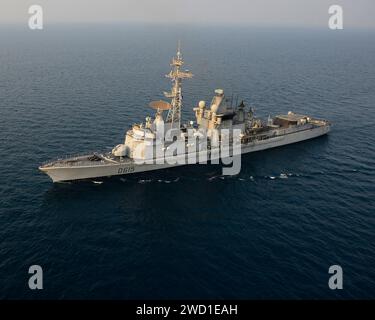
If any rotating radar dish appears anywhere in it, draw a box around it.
[149,100,172,111]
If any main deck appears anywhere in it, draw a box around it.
[40,153,133,169]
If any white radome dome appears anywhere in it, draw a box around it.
[215,89,224,96]
[199,101,206,108]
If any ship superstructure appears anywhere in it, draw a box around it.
[39,45,331,182]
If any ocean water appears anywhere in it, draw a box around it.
[0,24,374,299]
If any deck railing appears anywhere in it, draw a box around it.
[41,151,103,166]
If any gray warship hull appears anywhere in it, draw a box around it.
[39,122,330,182]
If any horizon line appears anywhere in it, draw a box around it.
[1,21,375,32]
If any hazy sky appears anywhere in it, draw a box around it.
[1,0,375,28]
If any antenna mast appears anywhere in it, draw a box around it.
[164,42,193,128]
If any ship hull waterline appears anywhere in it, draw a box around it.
[39,125,330,183]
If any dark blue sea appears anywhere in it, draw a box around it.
[0,24,374,299]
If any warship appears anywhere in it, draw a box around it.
[39,45,331,182]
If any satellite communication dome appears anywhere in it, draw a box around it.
[199,101,206,108]
[215,89,224,96]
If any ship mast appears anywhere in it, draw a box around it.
[164,42,193,128]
